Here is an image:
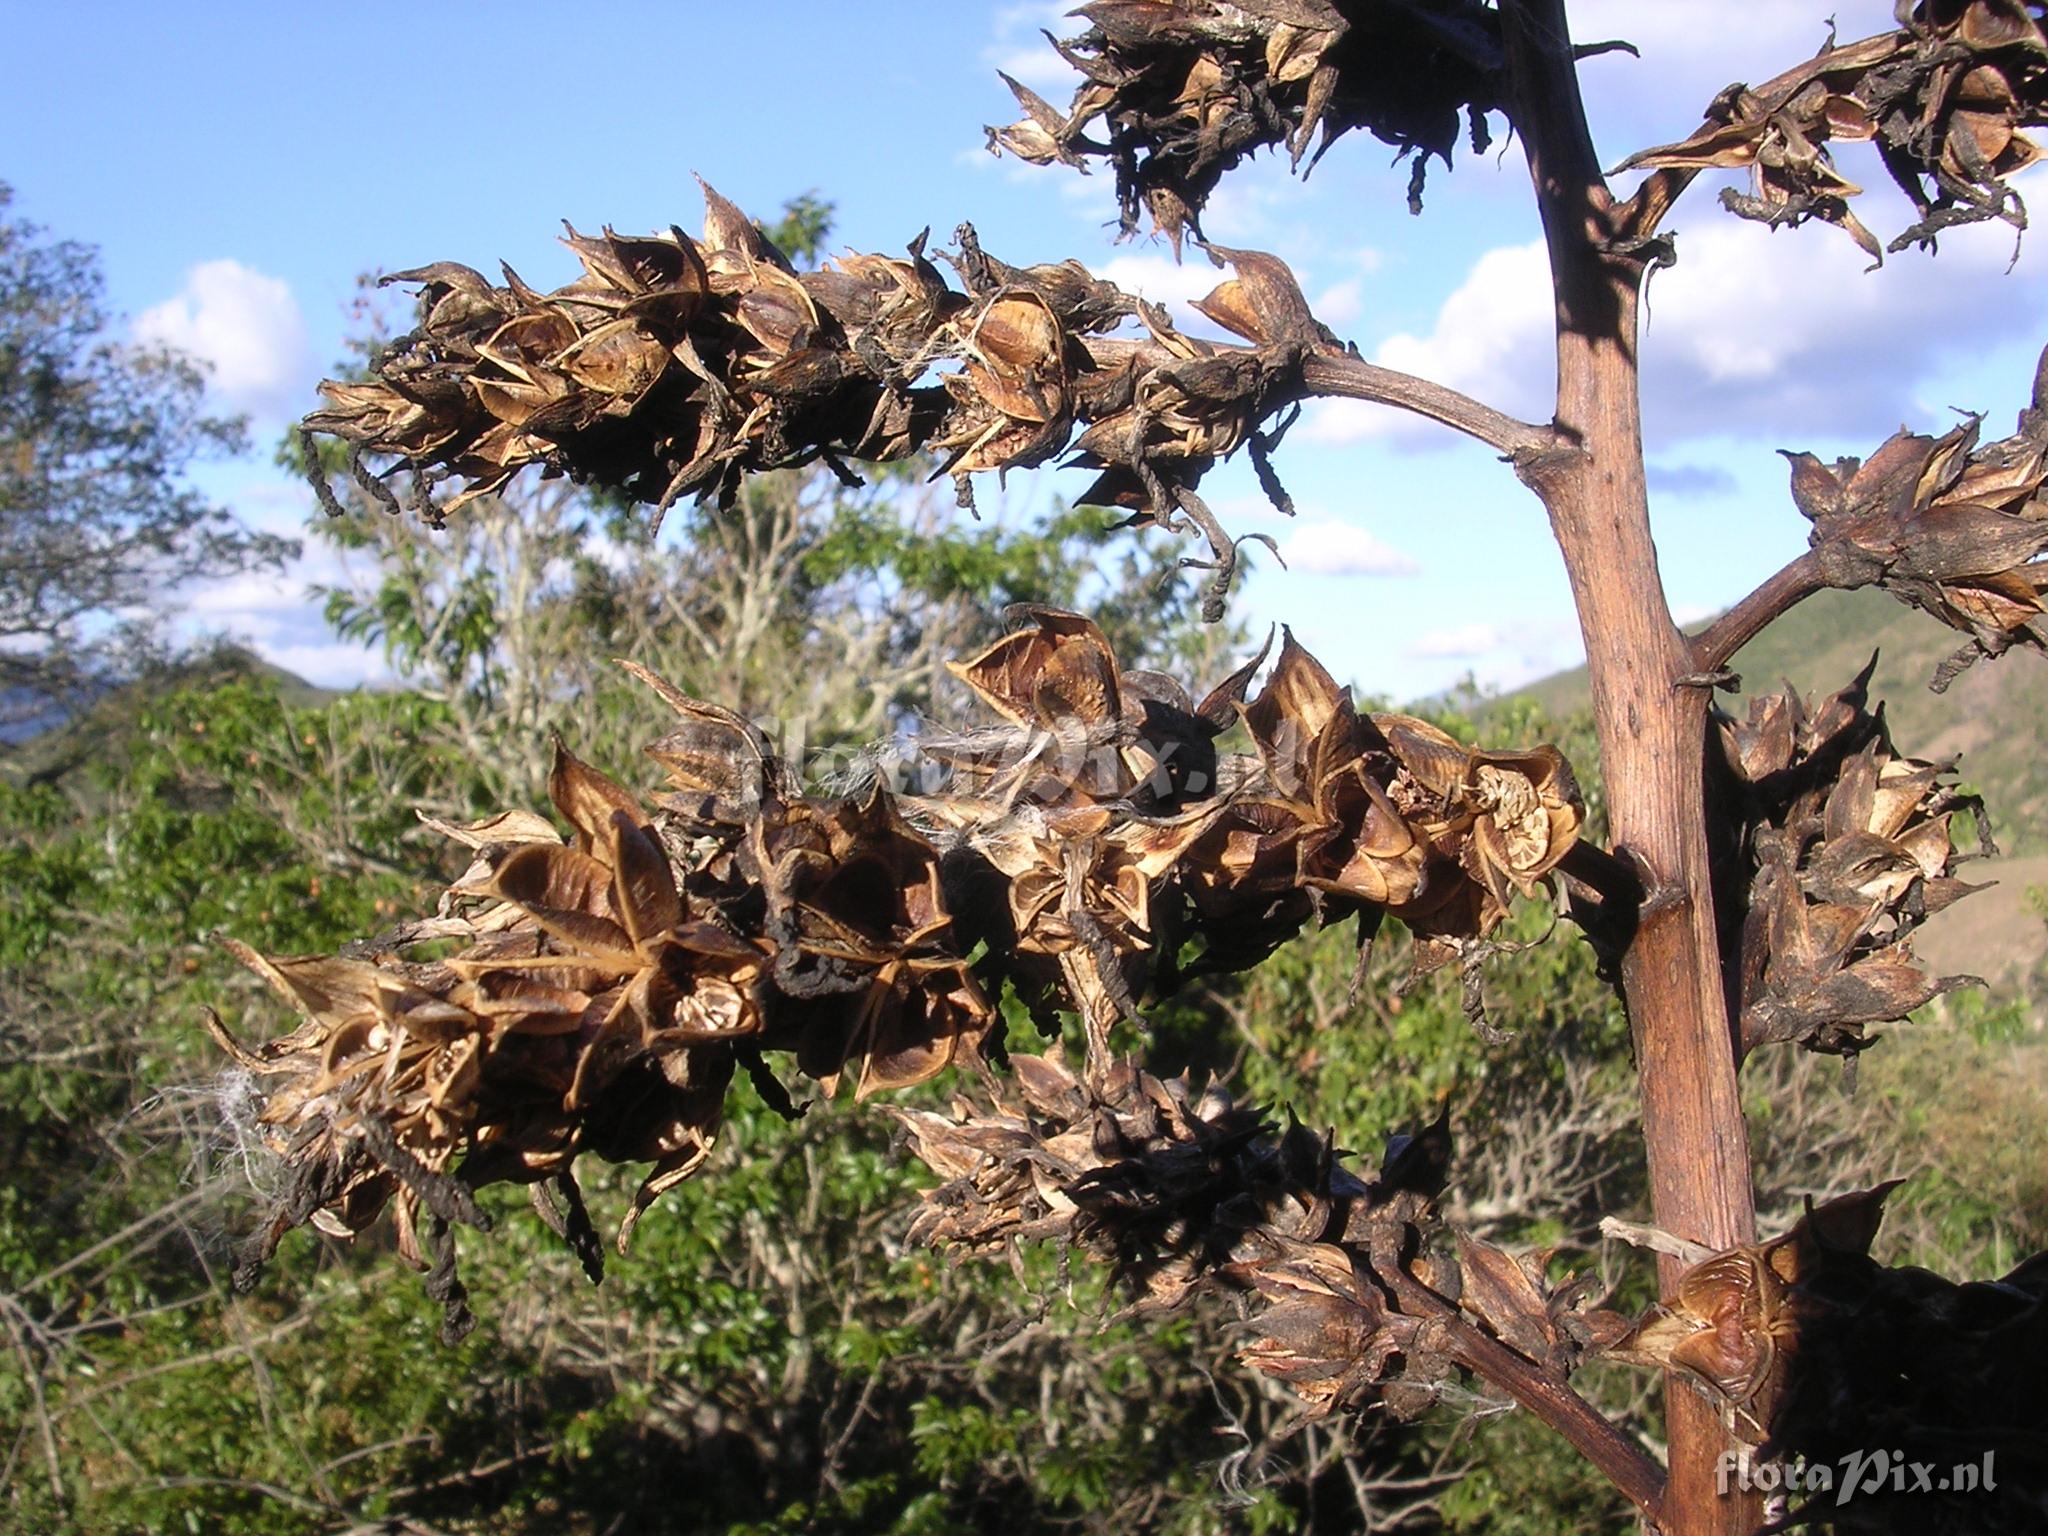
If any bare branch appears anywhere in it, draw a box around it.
[1299,352,1554,458]
[1689,548,1828,676]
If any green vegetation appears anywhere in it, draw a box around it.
[3,193,2043,1536]
[0,183,293,731]
[5,619,2041,1532]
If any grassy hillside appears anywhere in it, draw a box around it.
[1510,588,2048,849]
[1504,587,2048,987]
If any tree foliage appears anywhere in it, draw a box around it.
[0,183,294,727]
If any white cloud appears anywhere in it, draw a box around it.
[167,477,391,690]
[983,2,1081,92]
[1276,519,1419,577]
[1297,240,1553,447]
[1311,251,1384,333]
[135,259,314,420]
[1407,622,1511,661]
[1376,239,1555,420]
[1400,617,1586,694]
[1647,461,1739,499]
[1313,278,1366,331]
[1639,210,2048,443]
[1096,252,1223,312]
[989,47,1075,96]
[1299,195,2048,452]
[230,638,386,690]
[178,558,333,627]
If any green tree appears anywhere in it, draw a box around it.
[0,181,294,729]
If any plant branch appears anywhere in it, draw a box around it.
[1079,337,1554,457]
[1298,352,1554,457]
[1365,1227,1666,1523]
[1689,548,1829,676]
[2,1299,65,1511]
[1445,1316,1666,1522]
[1609,28,1907,243]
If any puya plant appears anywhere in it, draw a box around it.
[215,4,2048,1532]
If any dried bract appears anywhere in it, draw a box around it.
[216,615,1586,1326]
[896,1052,1613,1420]
[1610,1184,2048,1533]
[299,187,1339,616]
[1618,4,2048,257]
[1784,347,2048,688]
[1713,662,1990,1055]
[985,0,1509,246]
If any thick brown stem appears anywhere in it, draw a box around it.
[1501,4,1760,1533]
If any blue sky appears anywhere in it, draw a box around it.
[8,1,2047,699]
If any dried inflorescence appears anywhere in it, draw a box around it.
[1611,1184,2048,1534]
[298,185,1334,614]
[986,0,1510,246]
[1784,348,2048,689]
[912,614,1583,1038]
[1712,660,1991,1057]
[1617,1,2048,258]
[214,607,1584,1327]
[1186,633,1582,1000]
[894,1049,1623,1422]
[208,742,774,1324]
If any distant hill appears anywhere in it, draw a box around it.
[1501,587,2048,989]
[0,645,337,797]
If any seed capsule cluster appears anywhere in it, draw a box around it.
[984,0,1506,246]
[895,1049,1619,1421]
[1785,360,2048,689]
[299,187,1336,616]
[1613,1183,2048,1533]
[1714,660,1991,1057]
[216,608,1582,1336]
[1618,1,2048,258]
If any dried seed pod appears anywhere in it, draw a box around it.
[210,737,780,1312]
[215,612,1592,1328]
[301,189,1335,620]
[936,605,1258,812]
[1607,1186,1889,1437]
[898,1052,1612,1423]
[1175,629,1581,992]
[1609,1181,2048,1531]
[1714,664,1991,1055]
[984,0,1507,247]
[1784,366,2048,687]
[1619,6,2048,257]
[752,784,996,1100]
